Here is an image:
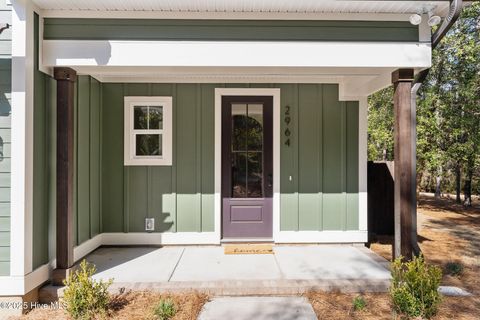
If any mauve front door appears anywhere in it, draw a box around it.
[221,96,273,239]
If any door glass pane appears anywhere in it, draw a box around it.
[134,106,149,129]
[230,103,265,198]
[247,104,263,151]
[232,104,247,151]
[232,152,247,198]
[247,152,263,197]
[136,134,162,156]
[149,106,163,129]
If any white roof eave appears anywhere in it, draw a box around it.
[33,0,451,19]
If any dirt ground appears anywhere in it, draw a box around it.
[307,194,480,320]
[12,291,208,320]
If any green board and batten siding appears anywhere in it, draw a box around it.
[101,83,358,233]
[28,16,364,269]
[43,19,418,42]
[102,84,217,233]
[0,1,11,276]
[31,80,359,265]
[32,12,102,270]
[32,73,102,270]
[279,85,359,231]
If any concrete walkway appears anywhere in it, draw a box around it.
[82,245,390,295]
[198,297,317,320]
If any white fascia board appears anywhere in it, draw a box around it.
[43,41,432,69]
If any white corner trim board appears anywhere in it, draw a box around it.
[358,97,368,231]
[43,41,432,69]
[10,0,35,278]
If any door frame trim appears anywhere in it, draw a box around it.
[214,88,281,242]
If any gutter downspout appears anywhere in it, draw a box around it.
[411,0,463,256]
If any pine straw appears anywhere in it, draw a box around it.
[364,194,480,319]
[306,292,393,320]
[11,291,209,320]
[306,292,480,320]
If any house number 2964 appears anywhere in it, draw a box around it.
[284,105,291,147]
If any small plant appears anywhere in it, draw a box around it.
[445,261,464,276]
[62,260,113,320]
[153,298,177,320]
[352,295,367,311]
[390,254,442,319]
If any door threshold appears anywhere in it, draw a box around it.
[221,238,274,244]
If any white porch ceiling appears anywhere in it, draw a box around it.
[33,0,451,17]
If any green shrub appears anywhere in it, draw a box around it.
[62,260,113,320]
[352,295,367,311]
[153,298,176,320]
[445,261,464,276]
[390,254,442,319]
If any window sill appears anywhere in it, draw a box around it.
[124,158,172,166]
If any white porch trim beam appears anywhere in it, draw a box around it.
[43,41,432,69]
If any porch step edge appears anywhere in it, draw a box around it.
[117,279,390,295]
[38,285,65,304]
[39,279,390,302]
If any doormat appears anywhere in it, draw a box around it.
[224,244,274,255]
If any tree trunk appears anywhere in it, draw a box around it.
[464,166,473,207]
[416,170,423,202]
[455,166,462,204]
[435,176,441,198]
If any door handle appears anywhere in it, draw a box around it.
[267,173,273,188]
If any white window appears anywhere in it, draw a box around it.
[124,96,172,166]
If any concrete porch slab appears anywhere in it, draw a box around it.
[39,245,391,302]
[170,246,282,281]
[274,246,390,280]
[86,246,183,282]
[87,245,391,294]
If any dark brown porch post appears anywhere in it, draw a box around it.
[392,68,415,261]
[52,67,77,284]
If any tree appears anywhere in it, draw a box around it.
[368,87,394,161]
[367,2,480,204]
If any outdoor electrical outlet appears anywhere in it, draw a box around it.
[145,218,155,231]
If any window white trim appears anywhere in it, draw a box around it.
[124,96,173,166]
